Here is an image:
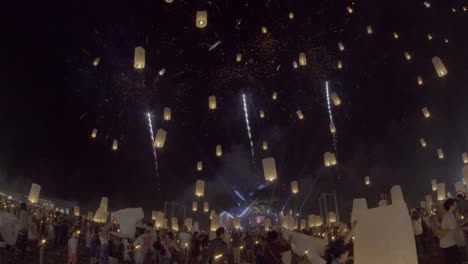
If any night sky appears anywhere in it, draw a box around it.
[3,0,468,217]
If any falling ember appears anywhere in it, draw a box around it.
[242,94,255,161]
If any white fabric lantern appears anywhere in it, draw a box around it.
[331,92,341,106]
[236,53,242,62]
[264,218,272,230]
[154,212,165,228]
[154,129,167,149]
[91,128,98,138]
[74,206,80,217]
[417,76,423,86]
[171,217,179,231]
[328,212,337,223]
[100,197,109,211]
[216,145,222,157]
[432,56,448,77]
[208,96,217,110]
[324,152,337,167]
[163,107,171,121]
[462,152,468,164]
[437,148,444,159]
[262,141,268,151]
[192,202,198,212]
[366,25,373,34]
[262,157,278,181]
[134,47,145,69]
[28,183,41,203]
[272,91,278,100]
[431,179,437,191]
[233,217,241,229]
[365,176,370,185]
[196,11,208,28]
[338,42,345,52]
[291,181,299,194]
[197,161,203,171]
[421,107,431,118]
[437,183,446,200]
[260,110,265,118]
[112,140,118,151]
[393,32,399,39]
[204,202,209,212]
[404,51,411,61]
[298,52,307,66]
[261,26,268,34]
[329,123,336,134]
[420,138,427,148]
[296,110,304,120]
[195,180,205,197]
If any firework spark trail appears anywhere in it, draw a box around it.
[147,112,161,191]
[325,81,338,151]
[242,94,255,162]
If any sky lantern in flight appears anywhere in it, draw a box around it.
[195,180,205,197]
[216,145,222,157]
[437,148,444,159]
[328,212,337,223]
[204,202,209,212]
[236,53,242,62]
[259,110,265,118]
[419,138,427,148]
[338,42,345,52]
[298,52,307,66]
[417,76,423,86]
[262,141,268,150]
[292,61,298,69]
[262,157,277,182]
[366,25,373,34]
[427,34,433,40]
[324,152,337,167]
[346,6,353,13]
[92,57,100,66]
[437,183,446,200]
[197,161,203,171]
[192,202,198,212]
[196,11,208,28]
[404,52,411,61]
[421,107,430,118]
[28,183,41,204]
[91,128,98,139]
[154,212,165,228]
[462,152,468,164]
[261,26,268,34]
[337,61,343,69]
[365,176,370,185]
[431,179,437,191]
[331,92,341,106]
[208,96,217,110]
[112,140,118,151]
[165,0,174,3]
[296,110,304,120]
[393,32,399,39]
[432,56,448,77]
[329,122,336,134]
[291,181,299,194]
[424,1,431,8]
[272,91,278,100]
[74,206,80,216]
[133,46,145,69]
[154,129,167,148]
[289,12,294,19]
[164,107,172,121]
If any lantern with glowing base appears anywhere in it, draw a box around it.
[28,183,41,204]
[204,202,209,212]
[264,218,272,230]
[289,12,294,19]
[329,123,336,134]
[197,161,203,171]
[210,210,216,219]
[134,47,145,69]
[424,1,431,8]
[292,61,298,69]
[74,206,80,217]
[427,34,432,40]
[338,42,345,51]
[236,53,242,62]
[421,107,431,118]
[208,96,217,110]
[185,218,193,231]
[233,217,241,229]
[171,217,179,231]
[366,25,373,34]
[437,183,446,200]
[365,176,370,185]
[298,52,307,66]
[462,152,468,164]
[164,107,171,121]
[432,56,447,77]
[112,140,118,151]
[420,138,427,148]
[154,212,165,228]
[196,11,208,28]
[291,181,299,194]
[261,26,268,34]
[210,214,221,231]
[346,6,353,13]
[431,180,437,191]
[331,92,341,106]
[272,91,278,100]
[262,157,277,182]
[404,52,411,61]
[328,212,337,224]
[153,129,167,148]
[192,202,198,212]
[337,61,343,69]
[393,32,399,39]
[91,129,98,139]
[417,76,423,86]
[262,141,268,151]
[437,148,444,159]
[92,57,100,66]
[99,197,108,211]
[259,110,265,118]
[195,180,205,197]
[296,110,304,120]
[152,211,157,220]
[216,145,222,157]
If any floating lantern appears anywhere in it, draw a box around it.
[296,110,304,120]
[210,210,216,219]
[159,68,166,76]
[420,138,427,148]
[262,141,268,150]
[463,6,467,12]
[264,218,272,230]
[208,96,217,110]
[417,76,423,86]
[112,140,118,151]
[365,176,370,185]
[210,214,221,231]
[289,12,294,19]
[346,6,353,13]
[197,161,203,171]
[154,129,167,149]
[324,152,337,167]
[192,202,198,212]
[100,197,108,211]
[437,148,444,159]
[427,34,433,40]
[328,212,337,223]
[337,61,343,69]
[298,52,307,66]
[28,183,41,203]
[134,47,145,69]
[431,179,437,191]
[262,157,278,182]
[455,181,465,193]
[91,128,98,139]
[462,152,468,164]
[432,56,448,77]
[165,0,174,3]
[366,25,373,34]
[196,11,208,28]
[152,211,157,220]
[195,180,205,197]
[437,183,446,200]
[163,107,171,121]
[308,215,315,228]
[185,218,193,231]
[216,145,222,157]
[204,202,209,212]
[329,122,336,134]
[74,206,80,217]
[451,8,456,13]
[292,61,298,69]
[236,53,242,62]
[233,217,241,229]
[423,1,431,8]
[261,26,268,34]
[404,52,411,61]
[338,42,345,52]
[421,107,431,118]
[92,57,100,66]
[331,92,341,106]
[291,181,299,194]
[171,217,179,231]
[444,38,449,43]
[259,110,265,118]
[272,91,278,100]
[154,212,165,228]
[393,32,399,39]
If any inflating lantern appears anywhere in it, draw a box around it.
[437,183,446,200]
[210,214,221,231]
[196,11,208,28]
[192,202,198,212]
[112,140,118,151]
[296,110,304,120]
[260,110,265,118]
[100,197,108,211]
[216,145,222,157]
[432,56,448,77]
[427,34,433,40]
[329,123,336,134]
[292,61,298,69]
[417,76,423,86]
[338,42,345,52]
[365,176,370,185]
[197,161,203,171]
[204,202,209,212]
[420,138,427,148]
[366,25,373,34]
[462,152,468,164]
[152,211,157,220]
[171,217,179,231]
[337,61,343,69]
[74,206,80,217]
[404,52,411,61]
[393,32,399,39]
[91,128,98,139]
[324,152,337,167]
[233,217,241,229]
[164,107,171,121]
[424,1,431,8]
[328,212,337,223]
[331,92,341,106]
[185,218,193,231]
[272,91,278,100]
[155,212,165,228]
[298,52,307,66]
[195,180,205,197]
[262,141,268,151]
[421,107,431,118]
[134,46,145,69]
[346,6,353,13]
[208,96,217,110]
[261,26,268,34]
[236,53,242,62]
[437,148,444,159]
[291,181,299,194]
[431,179,437,191]
[262,157,278,181]
[92,57,100,66]
[154,129,167,149]
[28,183,41,203]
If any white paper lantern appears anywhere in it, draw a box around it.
[425,195,433,210]
[437,148,444,159]
[152,211,157,220]
[298,52,307,66]
[112,140,118,151]
[292,61,298,69]
[236,53,242,62]
[427,33,433,40]
[154,129,167,148]
[404,51,411,61]
[366,25,373,34]
[197,161,203,171]
[291,181,299,194]
[424,1,431,8]
[74,206,80,217]
[134,47,145,69]
[196,11,208,28]
[272,91,278,100]
[329,123,336,134]
[307,215,315,228]
[296,110,304,120]
[164,107,171,121]
[420,138,427,148]
[432,56,448,77]
[431,179,437,191]
[171,217,179,231]
[328,212,337,223]
[259,110,265,118]
[437,183,446,201]
[92,57,100,66]
[210,214,221,231]
[210,210,216,219]
[393,32,399,39]
[204,202,209,212]
[100,197,108,211]
[315,215,323,226]
[365,176,370,185]
[417,76,423,86]
[91,128,98,139]
[195,180,205,197]
[233,217,241,229]
[346,6,353,13]
[324,152,337,167]
[462,152,468,164]
[264,218,271,230]
[331,92,341,106]
[192,202,198,212]
[262,157,278,182]
[208,96,217,110]
[216,145,222,157]
[338,42,345,52]
[262,141,268,151]
[154,212,165,228]
[421,107,431,118]
[337,60,343,69]
[185,218,193,231]
[288,12,294,19]
[261,26,268,34]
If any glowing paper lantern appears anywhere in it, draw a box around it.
[133,46,145,69]
[365,176,370,185]
[329,123,336,134]
[91,128,98,139]
[87,212,93,220]
[210,210,216,219]
[92,57,100,66]
[431,179,437,191]
[338,42,345,52]
[152,211,157,220]
[196,11,208,28]
[463,6,467,12]
[153,129,167,148]
[366,25,373,34]
[216,145,222,157]
[404,52,411,61]
[324,152,337,167]
[462,152,468,164]
[296,110,304,120]
[437,148,444,159]
[421,107,431,118]
[260,110,265,118]
[292,61,298,69]
[28,183,41,203]
[420,138,427,148]
[417,76,423,86]
[328,212,337,223]
[425,195,433,209]
[192,202,198,212]
[197,161,203,171]
[346,6,353,13]
[262,157,278,182]
[463,165,468,185]
[204,202,209,212]
[444,38,449,44]
[264,218,272,230]
[272,91,278,100]
[424,1,431,8]
[427,34,433,40]
[163,107,171,121]
[262,141,268,151]
[233,217,241,229]
[261,26,268,34]
[437,183,446,200]
[432,56,448,77]
[154,212,165,228]
[210,214,221,231]
[171,217,179,231]
[185,218,193,231]
[337,61,343,69]
[393,32,399,39]
[195,180,205,197]
[236,53,242,62]
[165,0,174,3]
[74,206,80,217]
[112,140,118,151]
[291,181,299,194]
[331,92,341,106]
[298,52,307,66]
[100,197,109,211]
[307,215,315,228]
[208,96,217,110]
[288,12,294,19]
